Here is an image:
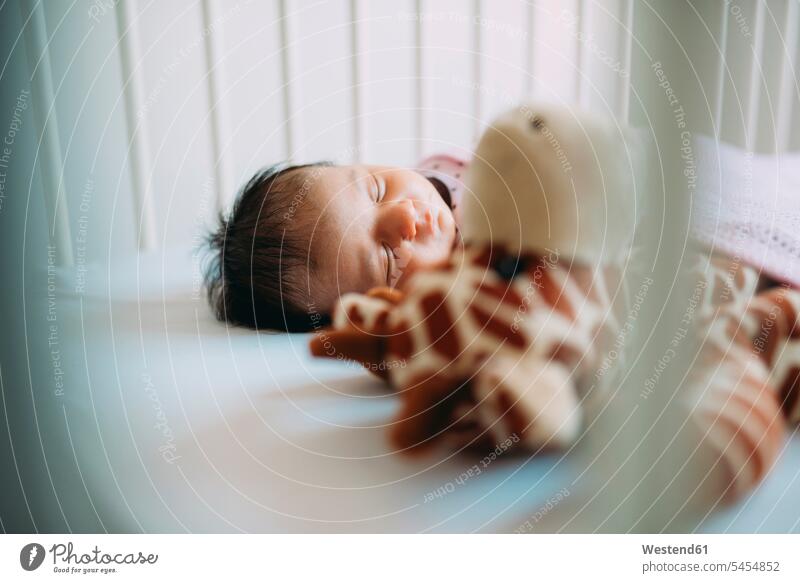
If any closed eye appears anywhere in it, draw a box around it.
[373,175,385,202]
[383,242,395,285]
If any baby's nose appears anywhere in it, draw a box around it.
[415,208,435,237]
[380,199,418,242]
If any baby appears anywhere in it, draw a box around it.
[205,155,467,331]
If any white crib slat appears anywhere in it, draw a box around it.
[618,0,634,122]
[201,0,235,213]
[790,9,800,151]
[115,0,157,251]
[713,3,729,139]
[472,0,482,137]
[357,2,416,165]
[481,0,526,121]
[575,0,588,107]
[531,0,581,104]
[525,0,535,97]
[19,0,73,266]
[776,0,799,152]
[414,0,425,159]
[293,0,355,163]
[349,0,365,162]
[745,0,765,150]
[579,0,629,115]
[218,2,287,182]
[753,0,793,153]
[278,0,299,161]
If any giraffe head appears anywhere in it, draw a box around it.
[462,102,648,264]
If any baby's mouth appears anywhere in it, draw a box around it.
[415,207,438,237]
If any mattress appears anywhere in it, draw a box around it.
[52,247,800,533]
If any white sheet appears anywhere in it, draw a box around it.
[54,248,800,532]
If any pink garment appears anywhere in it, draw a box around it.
[417,153,469,225]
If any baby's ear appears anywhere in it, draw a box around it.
[308,329,389,380]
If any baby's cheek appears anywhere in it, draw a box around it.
[418,243,448,264]
[405,241,453,280]
[392,245,415,286]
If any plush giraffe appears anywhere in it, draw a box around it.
[311,244,625,453]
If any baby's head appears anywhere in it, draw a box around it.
[205,162,459,331]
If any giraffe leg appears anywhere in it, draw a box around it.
[687,281,795,502]
[471,355,582,451]
[388,372,470,454]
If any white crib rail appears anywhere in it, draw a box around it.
[746,0,765,151]
[23,0,799,263]
[619,0,634,121]
[19,0,73,265]
[713,3,730,139]
[776,0,799,151]
[114,0,157,251]
[201,0,235,213]
[278,0,298,162]
[414,0,426,160]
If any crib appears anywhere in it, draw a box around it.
[4,0,800,532]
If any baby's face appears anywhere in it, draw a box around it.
[302,164,458,311]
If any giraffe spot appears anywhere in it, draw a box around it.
[548,342,581,369]
[390,374,470,452]
[707,413,763,488]
[388,320,414,360]
[478,280,523,306]
[779,366,800,420]
[732,265,746,289]
[537,268,575,321]
[421,292,462,360]
[470,304,526,349]
[496,387,528,438]
[374,310,389,333]
[347,305,364,327]
[471,246,495,268]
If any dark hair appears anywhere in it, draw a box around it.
[204,162,332,332]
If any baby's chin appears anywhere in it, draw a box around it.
[397,241,457,288]
[437,204,460,256]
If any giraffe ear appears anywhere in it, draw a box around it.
[366,286,405,305]
[308,328,389,379]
